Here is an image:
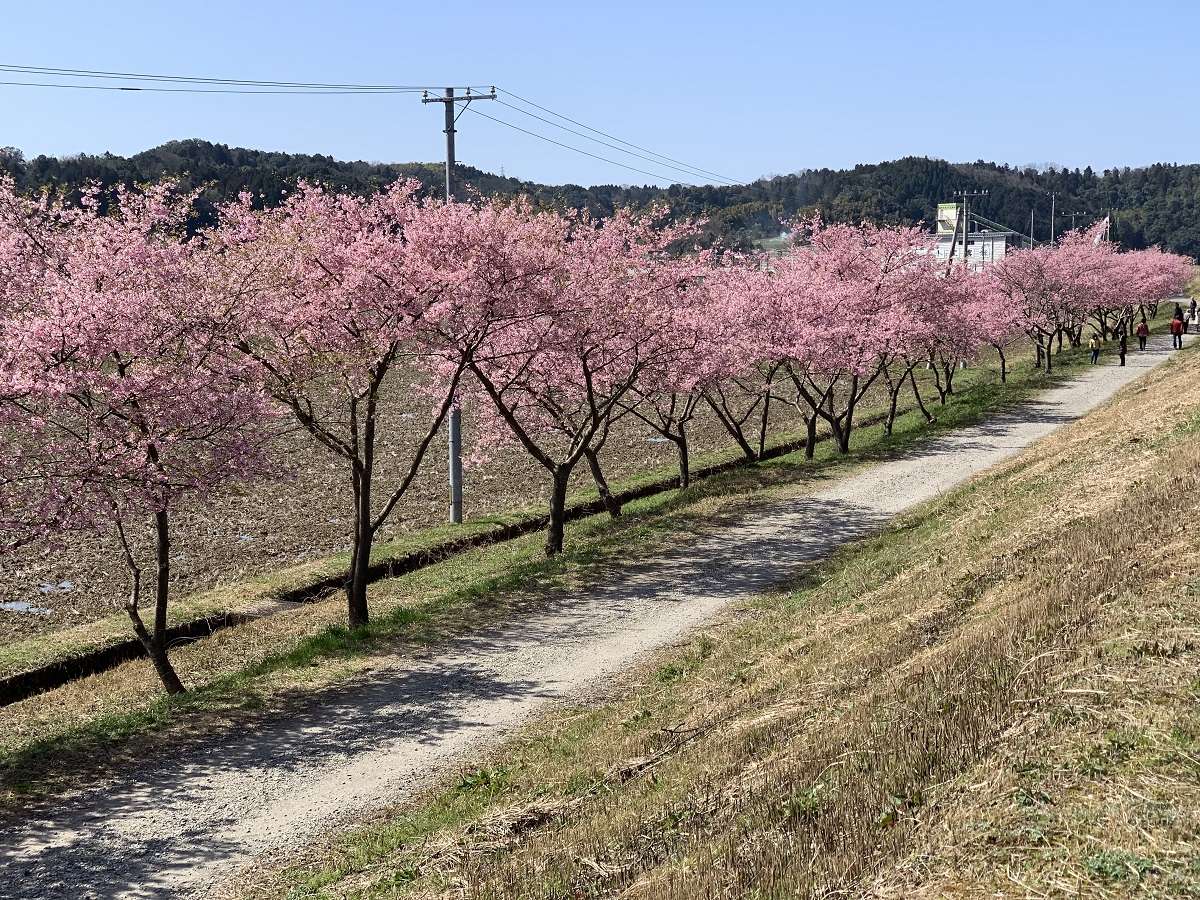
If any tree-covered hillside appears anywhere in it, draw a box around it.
[2,139,1198,256]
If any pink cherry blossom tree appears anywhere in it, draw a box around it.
[0,180,274,694]
[779,219,935,454]
[461,208,698,556]
[965,266,1027,384]
[697,258,789,461]
[989,243,1072,373]
[991,232,1193,373]
[617,264,723,489]
[1119,245,1194,324]
[872,261,967,431]
[207,184,553,627]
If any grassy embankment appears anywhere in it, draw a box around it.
[248,344,1200,899]
[0,341,1091,805]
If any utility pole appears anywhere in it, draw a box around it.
[422,85,497,524]
[1049,191,1057,245]
[954,189,988,269]
[1030,207,1035,248]
[1058,210,1083,232]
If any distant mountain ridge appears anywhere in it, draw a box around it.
[2,139,1198,257]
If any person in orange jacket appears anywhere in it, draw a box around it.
[1135,318,1149,350]
[1170,313,1185,349]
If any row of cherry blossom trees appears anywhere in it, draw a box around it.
[0,179,1190,692]
[989,227,1194,372]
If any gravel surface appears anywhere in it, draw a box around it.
[0,335,1187,899]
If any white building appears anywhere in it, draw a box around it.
[934,227,1020,270]
[934,202,1025,271]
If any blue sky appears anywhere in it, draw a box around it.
[0,1,1194,186]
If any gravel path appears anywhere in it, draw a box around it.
[0,335,1188,899]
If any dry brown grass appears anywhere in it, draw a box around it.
[258,351,1200,898]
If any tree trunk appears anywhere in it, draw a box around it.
[836,375,859,453]
[909,370,935,424]
[545,467,572,556]
[828,415,850,455]
[995,344,1007,383]
[672,430,691,489]
[346,468,372,629]
[704,394,758,461]
[941,360,956,397]
[804,413,818,459]
[584,445,621,518]
[885,380,901,435]
[757,389,771,458]
[930,358,948,405]
[127,511,186,695]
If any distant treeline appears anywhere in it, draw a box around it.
[2,139,1198,256]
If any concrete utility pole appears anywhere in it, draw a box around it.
[1030,207,1035,248]
[954,189,988,269]
[1049,191,1057,245]
[961,194,969,265]
[422,86,497,524]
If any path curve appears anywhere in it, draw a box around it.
[0,335,1188,899]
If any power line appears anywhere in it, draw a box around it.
[498,87,739,185]
[494,98,738,186]
[0,62,733,186]
[463,106,698,186]
[0,62,480,91]
[0,79,426,95]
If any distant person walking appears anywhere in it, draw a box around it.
[1089,334,1101,364]
[1136,319,1149,351]
[1171,313,1185,349]
[1117,331,1127,366]
[1189,298,1198,334]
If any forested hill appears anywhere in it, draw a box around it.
[2,139,1199,257]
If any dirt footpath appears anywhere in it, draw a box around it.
[0,335,1188,900]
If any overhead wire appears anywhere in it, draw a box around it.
[0,62,741,186]
[497,87,739,185]
[463,105,697,186]
[494,98,738,186]
[0,62,481,91]
[0,80,426,94]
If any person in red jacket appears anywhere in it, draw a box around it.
[1135,318,1150,351]
[1171,313,1185,349]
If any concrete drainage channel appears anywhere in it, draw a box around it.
[0,408,911,708]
